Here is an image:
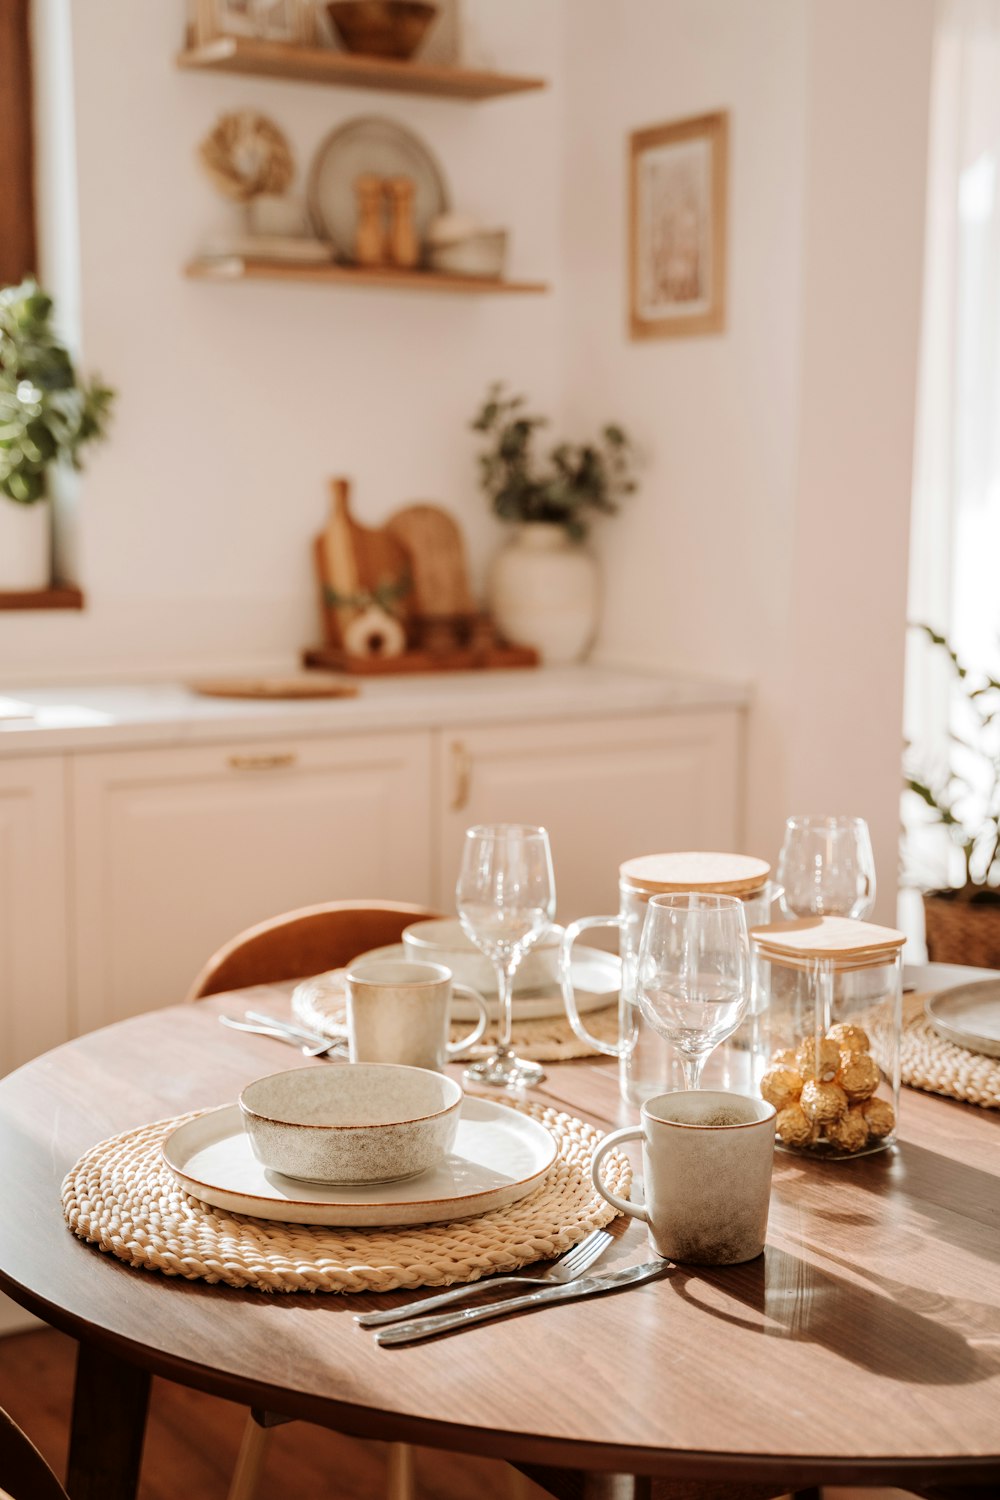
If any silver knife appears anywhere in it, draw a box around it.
[373,1259,670,1347]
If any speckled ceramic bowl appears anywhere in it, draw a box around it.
[239,1064,462,1185]
[402,918,564,997]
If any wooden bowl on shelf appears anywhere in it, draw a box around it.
[326,1,439,60]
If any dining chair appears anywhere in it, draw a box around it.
[188,898,442,1500]
[0,1406,69,1500]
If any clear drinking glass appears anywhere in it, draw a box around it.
[777,815,877,919]
[456,823,556,1088]
[636,893,751,1091]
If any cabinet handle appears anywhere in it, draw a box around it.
[227,752,297,771]
[450,740,471,812]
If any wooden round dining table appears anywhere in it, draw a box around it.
[0,967,998,1500]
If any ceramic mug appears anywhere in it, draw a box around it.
[344,958,489,1071]
[591,1090,777,1265]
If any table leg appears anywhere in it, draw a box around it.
[66,1342,151,1500]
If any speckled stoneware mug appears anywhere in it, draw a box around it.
[344,959,489,1072]
[591,1090,777,1265]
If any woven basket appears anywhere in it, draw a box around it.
[923,888,1000,968]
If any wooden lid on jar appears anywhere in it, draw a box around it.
[620,852,771,897]
[750,916,906,971]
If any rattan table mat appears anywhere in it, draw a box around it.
[293,972,620,1062]
[900,991,1000,1109]
[61,1099,631,1295]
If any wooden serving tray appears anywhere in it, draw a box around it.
[302,645,538,676]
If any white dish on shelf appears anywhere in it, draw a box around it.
[162,1096,557,1227]
[355,942,619,1021]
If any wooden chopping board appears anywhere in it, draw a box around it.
[385,503,475,619]
[191,675,358,700]
[316,478,413,647]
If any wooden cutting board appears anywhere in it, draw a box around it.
[316,478,413,648]
[385,503,476,619]
[191,675,358,700]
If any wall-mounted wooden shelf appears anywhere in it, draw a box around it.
[185,257,549,295]
[176,38,546,101]
[0,583,84,612]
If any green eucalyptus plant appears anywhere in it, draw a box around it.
[0,279,114,505]
[471,383,638,541]
[905,623,1000,896]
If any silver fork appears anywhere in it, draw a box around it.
[354,1227,615,1328]
[218,1015,345,1058]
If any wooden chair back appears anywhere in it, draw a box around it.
[0,1408,69,1500]
[186,900,443,1001]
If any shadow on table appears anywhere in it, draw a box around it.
[668,1244,1000,1387]
[775,1137,1000,1266]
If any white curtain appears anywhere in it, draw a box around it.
[904,0,1000,896]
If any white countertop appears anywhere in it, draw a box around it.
[0,666,749,757]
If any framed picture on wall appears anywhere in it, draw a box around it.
[629,110,729,339]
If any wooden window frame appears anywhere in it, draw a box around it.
[0,0,37,286]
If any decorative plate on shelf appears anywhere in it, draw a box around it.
[307,116,450,261]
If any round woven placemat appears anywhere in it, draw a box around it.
[293,972,620,1062]
[899,991,1000,1109]
[61,1100,631,1295]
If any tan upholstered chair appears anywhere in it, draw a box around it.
[188,899,441,1500]
[0,1407,69,1500]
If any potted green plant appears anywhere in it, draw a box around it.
[471,383,638,662]
[0,279,114,591]
[904,624,1000,965]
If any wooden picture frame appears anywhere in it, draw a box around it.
[629,110,728,340]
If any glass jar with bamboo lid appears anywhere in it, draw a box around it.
[750,916,905,1157]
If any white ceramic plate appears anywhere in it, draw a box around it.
[162,1096,557,1227]
[352,943,620,1021]
[925,980,1000,1057]
[307,116,449,260]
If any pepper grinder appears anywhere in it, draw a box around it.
[385,176,419,268]
[353,174,385,266]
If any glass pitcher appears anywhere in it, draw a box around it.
[560,852,782,1106]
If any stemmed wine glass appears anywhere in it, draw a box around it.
[777,815,877,919]
[635,893,751,1091]
[456,823,556,1089]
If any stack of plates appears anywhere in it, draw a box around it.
[162,1096,557,1228]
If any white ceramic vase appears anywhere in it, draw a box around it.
[0,499,50,591]
[488,523,600,664]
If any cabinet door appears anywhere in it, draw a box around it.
[436,711,744,921]
[72,732,432,1031]
[0,756,69,1075]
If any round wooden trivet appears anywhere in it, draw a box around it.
[897,991,1000,1109]
[293,972,620,1062]
[61,1101,631,1295]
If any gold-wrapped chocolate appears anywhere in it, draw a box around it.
[838,1051,880,1102]
[771,1047,799,1070]
[824,1106,870,1152]
[775,1103,817,1146]
[860,1096,896,1138]
[826,1022,870,1055]
[800,1078,848,1124]
[760,1066,803,1111]
[797,1037,841,1084]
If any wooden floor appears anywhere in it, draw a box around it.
[0,1329,534,1498]
[0,1329,917,1500]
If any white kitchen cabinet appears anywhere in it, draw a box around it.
[72,731,432,1030]
[435,711,744,921]
[0,757,69,1077]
